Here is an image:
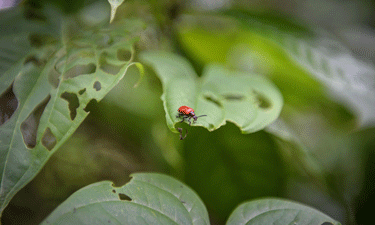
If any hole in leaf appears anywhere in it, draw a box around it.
[24,55,42,66]
[0,83,18,126]
[41,127,56,151]
[252,91,271,109]
[64,63,96,79]
[168,2,181,20]
[321,223,334,225]
[223,94,245,101]
[48,67,61,88]
[28,33,45,48]
[93,81,101,91]
[20,95,51,148]
[83,99,97,113]
[118,193,132,201]
[112,189,116,193]
[99,53,124,75]
[23,3,47,21]
[204,95,223,108]
[117,49,132,61]
[61,92,79,120]
[100,61,123,75]
[78,88,86,95]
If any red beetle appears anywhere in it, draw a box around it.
[177,106,207,125]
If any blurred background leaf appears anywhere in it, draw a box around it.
[227,198,341,225]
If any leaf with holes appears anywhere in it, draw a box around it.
[139,51,283,133]
[0,6,60,77]
[0,13,144,215]
[41,173,210,225]
[226,198,341,225]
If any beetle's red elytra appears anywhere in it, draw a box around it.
[176,106,207,125]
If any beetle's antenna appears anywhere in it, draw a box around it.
[197,115,207,118]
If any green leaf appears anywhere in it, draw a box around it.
[226,198,341,225]
[0,6,60,83]
[41,173,210,225]
[108,0,126,23]
[139,51,283,133]
[176,13,370,127]
[228,10,375,126]
[0,17,144,215]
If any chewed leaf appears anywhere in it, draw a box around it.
[140,51,283,133]
[199,65,283,132]
[41,173,210,225]
[227,198,341,225]
[0,15,144,215]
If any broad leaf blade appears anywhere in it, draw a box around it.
[0,17,144,214]
[226,198,341,225]
[140,51,283,133]
[42,173,210,225]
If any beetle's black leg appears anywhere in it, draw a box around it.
[178,127,188,140]
[188,117,192,126]
[179,115,189,123]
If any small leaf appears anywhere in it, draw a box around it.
[226,198,341,225]
[140,51,283,133]
[42,173,210,225]
[108,0,126,23]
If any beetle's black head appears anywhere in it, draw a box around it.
[194,114,207,121]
